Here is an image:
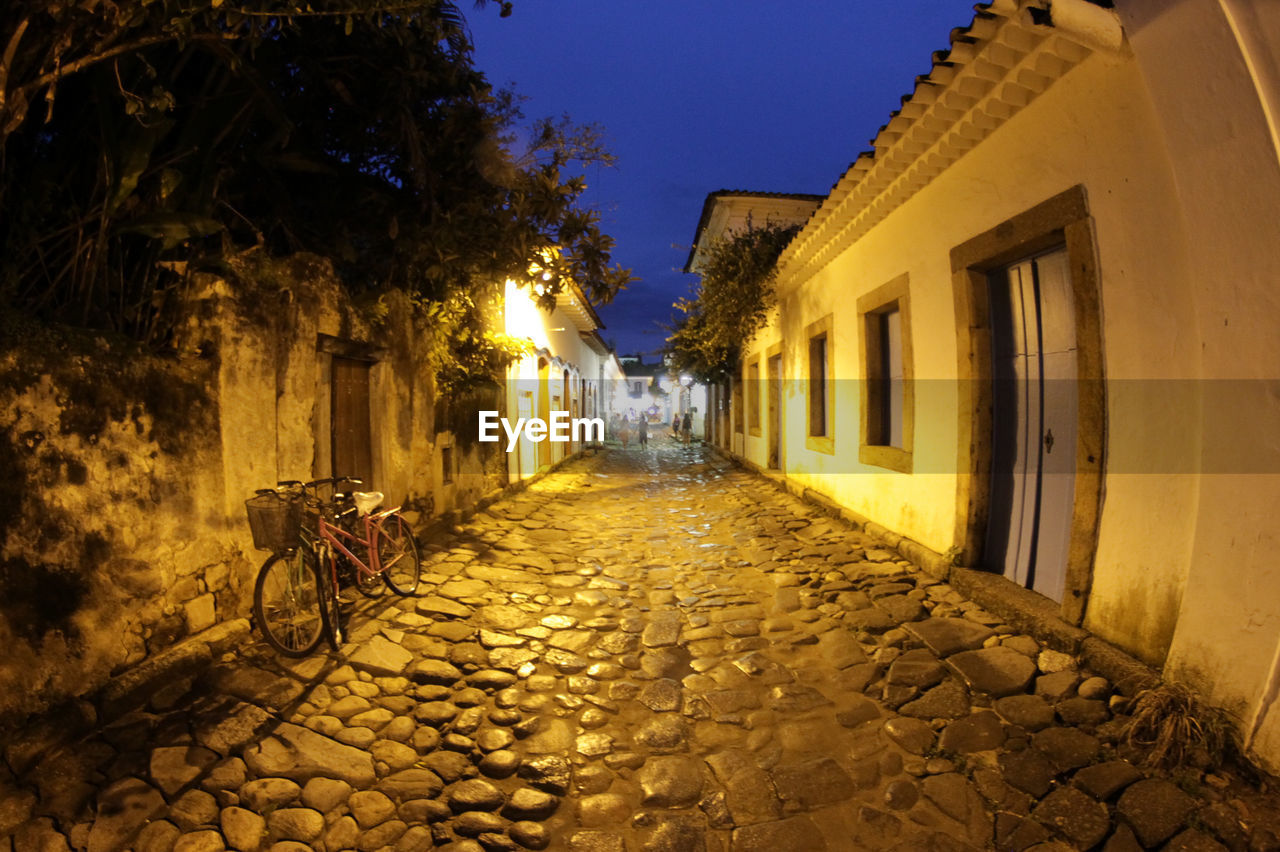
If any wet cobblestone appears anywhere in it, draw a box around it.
[2,443,1278,851]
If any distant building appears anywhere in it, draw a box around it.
[502,278,616,481]
[684,190,824,275]
[615,354,709,436]
[684,191,823,450]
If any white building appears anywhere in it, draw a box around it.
[502,278,617,481]
[698,0,1280,772]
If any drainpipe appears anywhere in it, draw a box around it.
[1023,0,1127,55]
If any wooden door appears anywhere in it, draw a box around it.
[331,357,374,486]
[986,248,1076,601]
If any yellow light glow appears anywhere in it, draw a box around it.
[505,278,547,343]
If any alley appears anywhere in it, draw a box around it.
[2,444,1268,852]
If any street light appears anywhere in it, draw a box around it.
[678,374,693,419]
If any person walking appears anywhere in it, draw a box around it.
[681,410,692,445]
[638,416,649,448]
[619,415,631,449]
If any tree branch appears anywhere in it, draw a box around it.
[18,33,187,98]
[0,16,30,110]
[2,31,230,138]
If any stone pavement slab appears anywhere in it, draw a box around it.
[4,444,1279,851]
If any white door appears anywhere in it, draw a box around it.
[986,248,1077,601]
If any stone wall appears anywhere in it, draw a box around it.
[0,253,479,729]
[0,319,229,726]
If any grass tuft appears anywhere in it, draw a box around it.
[1121,682,1234,770]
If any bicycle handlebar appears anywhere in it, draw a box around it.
[290,477,366,517]
[304,477,364,489]
[252,478,365,515]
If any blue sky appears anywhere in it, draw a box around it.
[468,1,980,356]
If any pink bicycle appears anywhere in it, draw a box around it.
[247,477,422,655]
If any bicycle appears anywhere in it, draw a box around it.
[306,476,423,646]
[245,477,423,656]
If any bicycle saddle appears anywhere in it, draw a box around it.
[352,491,384,516]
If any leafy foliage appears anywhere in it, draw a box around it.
[0,0,629,389]
[665,222,800,381]
[418,285,533,396]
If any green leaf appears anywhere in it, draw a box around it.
[158,168,182,200]
[107,119,174,214]
[117,214,224,250]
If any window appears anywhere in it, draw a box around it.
[441,445,454,484]
[805,315,834,454]
[869,307,903,446]
[808,336,827,436]
[859,274,913,472]
[732,373,744,434]
[747,359,762,435]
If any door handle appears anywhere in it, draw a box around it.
[1044,428,1054,454]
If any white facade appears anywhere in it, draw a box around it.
[503,279,615,481]
[700,0,1280,771]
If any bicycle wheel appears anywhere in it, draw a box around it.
[254,549,325,657]
[317,546,345,649]
[377,513,423,596]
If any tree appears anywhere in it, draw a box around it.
[0,1,521,143]
[665,222,800,382]
[0,0,630,390]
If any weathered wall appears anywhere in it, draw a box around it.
[1118,0,1280,770]
[0,318,231,726]
[0,254,454,728]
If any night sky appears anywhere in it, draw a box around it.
[467,1,979,358]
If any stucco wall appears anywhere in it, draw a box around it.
[0,313,233,725]
[503,280,611,481]
[724,0,1280,771]
[1119,0,1280,767]
[0,254,456,726]
[739,42,1202,659]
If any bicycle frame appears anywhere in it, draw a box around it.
[317,503,403,582]
[258,476,414,653]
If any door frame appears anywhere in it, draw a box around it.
[950,185,1105,625]
[315,334,386,488]
[537,357,551,470]
[767,344,784,470]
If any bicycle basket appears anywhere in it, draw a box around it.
[244,492,304,553]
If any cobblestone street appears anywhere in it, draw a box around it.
[2,443,1272,852]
